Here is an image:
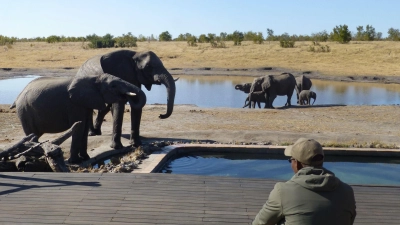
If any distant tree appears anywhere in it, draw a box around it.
[266,28,275,41]
[46,35,61,43]
[187,36,197,46]
[387,28,400,41]
[102,33,115,47]
[330,24,352,43]
[0,35,17,45]
[364,25,376,41]
[198,34,209,43]
[137,34,147,42]
[355,26,364,41]
[311,30,328,42]
[232,30,244,45]
[159,31,172,41]
[115,32,137,48]
[219,32,227,40]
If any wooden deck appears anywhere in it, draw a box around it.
[0,172,399,224]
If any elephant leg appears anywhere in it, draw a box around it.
[89,104,112,136]
[110,101,125,149]
[257,100,261,108]
[130,108,142,147]
[78,111,91,161]
[264,93,269,108]
[68,117,89,164]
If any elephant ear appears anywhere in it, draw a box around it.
[67,76,107,110]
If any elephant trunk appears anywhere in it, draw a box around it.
[127,90,147,109]
[155,72,176,119]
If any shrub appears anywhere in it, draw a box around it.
[114,33,137,48]
[308,41,330,52]
[46,35,61,43]
[330,24,351,43]
[279,40,295,48]
[187,36,197,47]
[159,31,172,41]
[232,30,244,46]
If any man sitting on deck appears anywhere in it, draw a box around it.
[252,138,357,225]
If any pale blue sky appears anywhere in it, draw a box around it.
[2,0,399,39]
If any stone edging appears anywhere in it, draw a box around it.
[133,144,400,173]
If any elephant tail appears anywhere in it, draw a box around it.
[10,101,16,109]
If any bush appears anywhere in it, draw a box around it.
[159,31,172,41]
[232,30,244,46]
[0,35,16,46]
[330,24,351,43]
[46,35,61,43]
[308,42,330,52]
[115,33,137,48]
[279,40,295,48]
[187,36,197,47]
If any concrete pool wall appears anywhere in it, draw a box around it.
[132,144,400,173]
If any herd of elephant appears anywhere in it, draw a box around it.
[10,49,316,164]
[234,73,316,109]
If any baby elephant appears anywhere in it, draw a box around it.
[11,73,147,164]
[299,90,317,105]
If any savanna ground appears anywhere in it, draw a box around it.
[1,41,400,156]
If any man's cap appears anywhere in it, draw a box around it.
[284,138,324,166]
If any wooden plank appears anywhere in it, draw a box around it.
[0,172,399,225]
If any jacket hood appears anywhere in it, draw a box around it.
[291,167,340,192]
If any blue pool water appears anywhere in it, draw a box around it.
[159,153,400,186]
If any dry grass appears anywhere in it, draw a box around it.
[1,41,399,76]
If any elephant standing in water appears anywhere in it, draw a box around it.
[76,50,176,149]
[11,74,147,163]
[248,73,296,108]
[299,90,317,105]
[295,75,312,104]
[235,82,265,108]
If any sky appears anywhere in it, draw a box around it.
[2,0,400,39]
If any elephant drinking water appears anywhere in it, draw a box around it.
[75,50,176,149]
[248,73,296,108]
[11,73,147,164]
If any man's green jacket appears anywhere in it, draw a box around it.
[253,167,356,225]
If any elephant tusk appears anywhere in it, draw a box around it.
[125,92,136,96]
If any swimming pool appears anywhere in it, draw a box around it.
[158,152,400,186]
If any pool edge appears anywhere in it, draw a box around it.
[132,144,400,174]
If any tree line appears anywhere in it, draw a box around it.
[1,24,400,49]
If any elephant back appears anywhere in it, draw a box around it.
[76,55,104,77]
[273,73,296,95]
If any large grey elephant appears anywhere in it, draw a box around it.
[75,50,176,149]
[295,75,312,103]
[299,90,317,105]
[11,73,146,164]
[248,73,296,108]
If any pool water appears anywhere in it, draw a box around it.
[158,153,400,186]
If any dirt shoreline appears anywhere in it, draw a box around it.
[1,68,400,162]
[2,67,400,84]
